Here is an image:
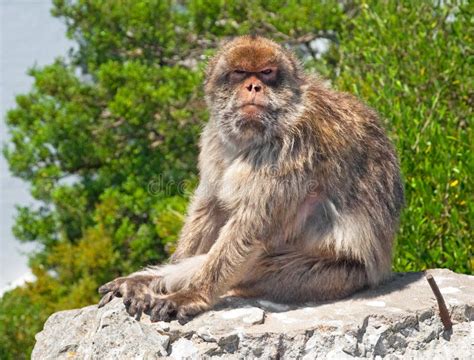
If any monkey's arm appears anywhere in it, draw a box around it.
[170,190,228,262]
[98,202,269,322]
[169,126,229,261]
[149,215,263,323]
[97,185,228,311]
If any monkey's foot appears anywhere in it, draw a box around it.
[98,275,157,320]
[148,291,210,325]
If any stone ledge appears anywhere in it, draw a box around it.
[32,269,474,359]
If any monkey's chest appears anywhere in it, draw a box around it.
[217,160,267,207]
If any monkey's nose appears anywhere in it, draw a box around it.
[246,83,262,93]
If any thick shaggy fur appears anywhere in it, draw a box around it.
[99,36,404,324]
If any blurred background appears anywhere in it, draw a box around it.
[0,0,472,358]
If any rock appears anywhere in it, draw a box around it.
[218,306,265,325]
[32,269,474,359]
[170,338,199,359]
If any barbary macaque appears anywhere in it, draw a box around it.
[98,35,404,324]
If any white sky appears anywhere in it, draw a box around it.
[0,0,72,293]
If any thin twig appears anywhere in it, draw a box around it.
[425,273,453,331]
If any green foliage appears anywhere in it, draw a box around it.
[0,288,44,360]
[1,0,472,356]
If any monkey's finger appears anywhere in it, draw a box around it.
[176,310,192,325]
[98,292,115,308]
[130,299,142,317]
[142,294,153,314]
[150,307,160,323]
[157,301,176,322]
[98,280,121,295]
[145,295,161,316]
[177,304,202,325]
[127,299,139,317]
[134,298,149,321]
[135,307,143,321]
[123,296,132,314]
[98,283,113,295]
[150,299,167,322]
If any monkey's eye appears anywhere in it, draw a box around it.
[258,68,277,84]
[229,70,247,83]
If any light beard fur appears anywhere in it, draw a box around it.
[212,93,304,152]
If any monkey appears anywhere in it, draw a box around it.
[98,35,404,325]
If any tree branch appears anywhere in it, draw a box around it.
[425,273,453,331]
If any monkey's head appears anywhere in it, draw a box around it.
[205,36,305,148]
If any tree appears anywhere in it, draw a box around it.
[1,0,471,357]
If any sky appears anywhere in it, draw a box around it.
[0,0,72,294]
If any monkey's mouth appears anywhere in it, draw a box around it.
[239,103,266,110]
[238,103,267,118]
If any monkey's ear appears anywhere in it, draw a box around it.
[281,47,306,84]
[204,53,221,86]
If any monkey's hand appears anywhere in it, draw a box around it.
[148,289,210,325]
[99,276,209,324]
[98,256,207,321]
[98,275,160,320]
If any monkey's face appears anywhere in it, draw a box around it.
[205,37,303,148]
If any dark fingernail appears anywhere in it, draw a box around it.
[177,316,189,325]
[98,292,113,307]
[98,286,109,295]
[135,309,142,321]
[150,312,159,322]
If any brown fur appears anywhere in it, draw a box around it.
[98,36,404,324]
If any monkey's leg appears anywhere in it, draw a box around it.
[231,251,368,303]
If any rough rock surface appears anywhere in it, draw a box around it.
[33,269,474,359]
